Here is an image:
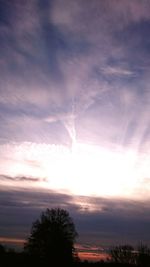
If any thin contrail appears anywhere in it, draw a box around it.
[63,98,77,152]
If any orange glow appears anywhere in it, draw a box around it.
[78,251,108,262]
[75,243,108,262]
[0,237,25,245]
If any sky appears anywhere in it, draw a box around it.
[1,0,150,261]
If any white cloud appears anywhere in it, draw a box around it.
[101,66,134,76]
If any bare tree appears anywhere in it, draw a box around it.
[110,244,135,265]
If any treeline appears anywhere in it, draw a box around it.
[109,244,150,266]
[1,243,150,267]
[1,208,150,267]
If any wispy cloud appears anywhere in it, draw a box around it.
[1,0,150,152]
[101,66,135,76]
[0,174,45,182]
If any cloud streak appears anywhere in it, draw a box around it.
[0,0,150,150]
[0,174,46,182]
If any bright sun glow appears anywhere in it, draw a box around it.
[42,142,138,197]
[1,141,147,199]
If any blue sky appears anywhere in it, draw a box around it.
[1,0,150,259]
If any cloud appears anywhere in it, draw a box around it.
[1,1,150,257]
[101,66,135,76]
[0,0,150,242]
[1,0,150,154]
[111,0,150,24]
[0,186,76,241]
[1,139,150,200]
[0,187,150,249]
[51,0,150,50]
[0,174,45,182]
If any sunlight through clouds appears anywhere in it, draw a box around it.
[0,141,149,199]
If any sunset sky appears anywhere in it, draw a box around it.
[1,0,150,261]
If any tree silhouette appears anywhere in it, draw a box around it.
[0,244,5,255]
[110,244,135,265]
[24,208,78,266]
[0,244,6,265]
[137,244,150,266]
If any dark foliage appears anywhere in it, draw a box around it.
[136,244,150,266]
[1,208,150,267]
[24,208,78,266]
[1,244,150,267]
[109,244,150,266]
